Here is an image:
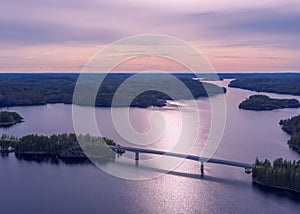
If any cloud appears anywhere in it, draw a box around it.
[1,0,299,48]
[226,10,300,35]
[174,4,300,50]
[0,19,122,45]
[1,0,300,71]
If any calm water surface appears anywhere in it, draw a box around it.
[1,80,300,214]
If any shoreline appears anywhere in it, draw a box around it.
[252,178,300,195]
[288,144,300,154]
[238,95,300,111]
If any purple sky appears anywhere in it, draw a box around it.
[1,0,300,72]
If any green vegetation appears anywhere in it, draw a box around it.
[0,133,116,160]
[0,111,23,127]
[0,74,75,106]
[239,95,300,111]
[229,76,300,95]
[279,115,300,153]
[0,73,226,108]
[253,158,300,193]
[0,134,16,153]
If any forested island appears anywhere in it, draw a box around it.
[229,75,300,95]
[0,133,117,162]
[0,73,226,108]
[253,158,300,193]
[0,111,23,127]
[279,115,300,153]
[239,95,300,111]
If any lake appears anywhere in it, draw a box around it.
[0,80,300,214]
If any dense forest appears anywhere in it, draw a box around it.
[279,115,300,153]
[253,158,300,193]
[0,73,226,108]
[229,76,300,95]
[239,95,300,111]
[0,111,23,127]
[219,72,300,80]
[2,73,300,109]
[0,133,116,159]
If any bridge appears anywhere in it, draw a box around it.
[109,145,254,174]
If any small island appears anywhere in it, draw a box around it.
[0,133,118,162]
[0,111,24,127]
[239,95,300,111]
[279,114,300,153]
[252,158,300,193]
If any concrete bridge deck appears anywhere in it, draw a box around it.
[109,146,254,173]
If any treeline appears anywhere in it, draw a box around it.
[253,158,300,192]
[0,111,24,127]
[15,133,77,154]
[239,95,300,111]
[0,133,116,158]
[229,76,300,96]
[0,74,76,107]
[279,115,300,153]
[0,73,226,108]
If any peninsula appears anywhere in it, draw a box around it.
[0,133,117,162]
[252,158,300,194]
[0,73,226,108]
[0,111,24,127]
[279,114,300,153]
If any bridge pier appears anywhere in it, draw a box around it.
[200,161,204,174]
[135,152,139,160]
[245,167,252,174]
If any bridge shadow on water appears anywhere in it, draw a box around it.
[107,159,250,188]
[3,153,250,188]
[167,170,249,187]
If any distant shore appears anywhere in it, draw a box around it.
[0,73,226,109]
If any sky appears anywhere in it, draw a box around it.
[1,0,300,72]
